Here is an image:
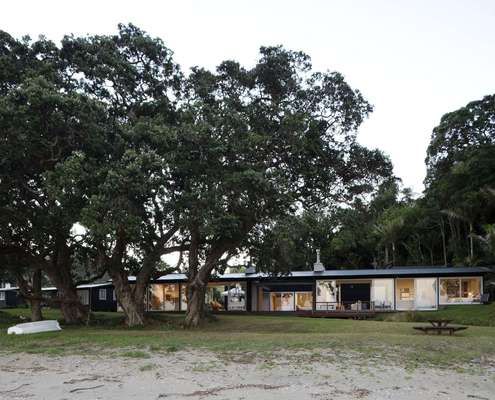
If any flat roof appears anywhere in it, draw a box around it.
[1,266,489,292]
[150,266,490,282]
[0,282,112,292]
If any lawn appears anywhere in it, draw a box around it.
[376,303,495,326]
[1,306,495,371]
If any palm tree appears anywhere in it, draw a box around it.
[441,208,475,264]
[471,188,495,258]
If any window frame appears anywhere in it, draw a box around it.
[439,276,483,305]
[98,288,107,301]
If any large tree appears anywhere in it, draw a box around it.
[55,24,184,326]
[425,94,495,184]
[425,94,495,265]
[177,47,393,327]
[0,32,107,323]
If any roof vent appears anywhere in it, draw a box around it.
[313,249,325,272]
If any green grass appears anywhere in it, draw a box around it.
[375,303,495,326]
[1,307,494,371]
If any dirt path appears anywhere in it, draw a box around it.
[0,351,493,400]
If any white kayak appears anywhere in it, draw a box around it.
[7,320,62,335]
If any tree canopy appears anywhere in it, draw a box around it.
[2,25,493,327]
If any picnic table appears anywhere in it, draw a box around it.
[428,319,452,327]
[413,319,467,336]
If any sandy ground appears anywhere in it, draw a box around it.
[0,351,494,400]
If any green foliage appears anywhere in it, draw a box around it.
[183,47,393,276]
[259,94,495,269]
[0,31,109,296]
[423,95,495,266]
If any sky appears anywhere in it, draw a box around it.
[2,0,495,194]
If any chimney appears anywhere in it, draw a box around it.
[313,249,325,272]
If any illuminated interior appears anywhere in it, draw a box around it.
[149,284,180,311]
[440,277,481,304]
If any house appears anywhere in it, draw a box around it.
[142,266,488,313]
[0,286,58,309]
[76,282,117,312]
[1,266,489,314]
[0,287,24,308]
[0,283,117,312]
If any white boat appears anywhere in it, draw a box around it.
[7,320,62,335]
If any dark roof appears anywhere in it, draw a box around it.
[2,267,488,293]
[149,266,490,282]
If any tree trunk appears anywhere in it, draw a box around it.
[109,269,146,327]
[30,269,43,322]
[183,222,252,328]
[45,266,88,324]
[391,242,396,266]
[30,298,43,322]
[384,245,389,266]
[58,287,88,325]
[15,269,43,322]
[184,279,207,328]
[469,222,474,263]
[440,219,448,266]
[416,235,425,264]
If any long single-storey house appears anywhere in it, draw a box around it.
[1,266,490,314]
[142,266,489,314]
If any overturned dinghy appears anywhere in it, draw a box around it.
[7,320,62,335]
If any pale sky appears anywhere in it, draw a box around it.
[2,0,495,194]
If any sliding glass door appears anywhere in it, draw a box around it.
[415,278,437,310]
[371,279,394,310]
[316,280,337,310]
[396,278,437,310]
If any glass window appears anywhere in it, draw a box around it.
[440,278,481,304]
[226,282,246,311]
[396,279,415,310]
[149,284,163,310]
[98,289,107,301]
[270,292,294,311]
[316,280,337,310]
[295,292,313,311]
[461,278,481,301]
[371,279,394,310]
[205,282,247,311]
[440,278,460,303]
[206,284,227,311]
[261,291,270,311]
[180,284,187,311]
[0,292,5,301]
[163,284,180,311]
[415,278,437,309]
[149,284,180,311]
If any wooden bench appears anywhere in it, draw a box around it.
[413,326,468,335]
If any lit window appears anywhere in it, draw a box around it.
[0,292,5,301]
[440,278,481,304]
[99,288,107,301]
